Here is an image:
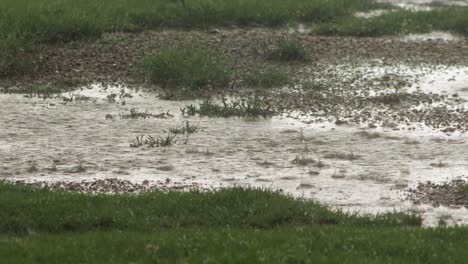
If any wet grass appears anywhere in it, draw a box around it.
[0,182,421,235]
[166,121,201,135]
[3,1,468,78]
[5,227,468,263]
[430,160,449,168]
[120,108,174,119]
[242,66,290,88]
[314,8,468,37]
[181,97,275,118]
[456,183,468,195]
[3,183,468,262]
[255,36,309,62]
[292,154,325,167]
[1,85,66,99]
[142,44,229,89]
[130,134,177,148]
[355,131,381,139]
[0,0,385,76]
[323,151,361,161]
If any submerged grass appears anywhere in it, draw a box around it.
[1,85,67,98]
[181,97,275,117]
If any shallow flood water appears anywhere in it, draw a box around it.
[2,64,468,226]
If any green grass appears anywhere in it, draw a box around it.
[456,183,468,195]
[1,85,66,98]
[142,44,229,89]
[0,182,420,236]
[314,8,468,37]
[3,227,468,263]
[0,0,384,76]
[2,0,468,78]
[181,97,276,117]
[242,66,290,88]
[2,182,468,263]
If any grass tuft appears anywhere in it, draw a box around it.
[181,97,275,117]
[142,44,229,89]
[242,66,290,88]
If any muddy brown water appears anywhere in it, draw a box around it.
[2,64,468,226]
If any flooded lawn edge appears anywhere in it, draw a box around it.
[2,29,468,91]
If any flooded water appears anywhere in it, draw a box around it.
[378,0,468,7]
[2,64,468,226]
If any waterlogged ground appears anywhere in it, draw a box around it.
[2,62,468,226]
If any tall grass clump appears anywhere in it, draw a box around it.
[142,44,229,89]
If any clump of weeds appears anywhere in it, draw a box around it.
[145,134,177,148]
[120,108,173,119]
[292,153,325,168]
[255,36,308,62]
[130,134,177,149]
[107,93,118,103]
[355,131,381,139]
[119,89,133,99]
[323,151,361,161]
[26,160,38,173]
[456,183,468,196]
[242,66,290,88]
[166,121,201,135]
[356,173,391,183]
[181,96,275,118]
[430,160,449,168]
[7,85,64,99]
[130,135,145,148]
[142,43,229,89]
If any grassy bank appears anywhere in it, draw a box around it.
[0,0,382,76]
[2,0,468,78]
[0,183,420,235]
[1,182,468,263]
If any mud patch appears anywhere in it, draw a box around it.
[407,179,468,208]
[11,178,209,194]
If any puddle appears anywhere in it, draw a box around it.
[360,1,468,20]
[2,64,468,226]
[354,9,392,19]
[378,0,468,7]
[288,24,310,34]
[403,31,462,42]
